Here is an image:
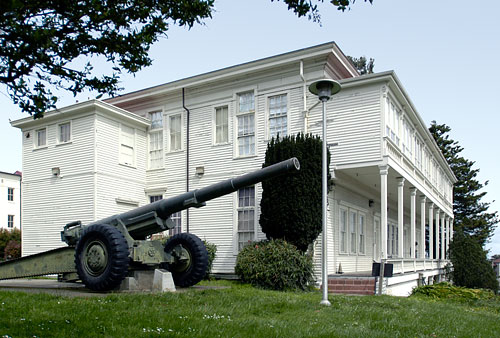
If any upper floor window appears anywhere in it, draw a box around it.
[237,186,255,251]
[215,106,228,144]
[415,138,423,171]
[120,124,135,166]
[149,111,163,169]
[385,99,400,146]
[7,215,14,228]
[58,122,71,143]
[7,188,14,201]
[35,128,47,148]
[149,195,163,203]
[268,94,287,139]
[402,119,413,157]
[169,114,182,152]
[237,91,255,156]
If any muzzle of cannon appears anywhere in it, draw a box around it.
[0,158,300,291]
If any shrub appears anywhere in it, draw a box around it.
[448,230,499,293]
[4,240,21,260]
[0,228,21,261]
[235,239,314,291]
[411,282,497,302]
[203,240,217,280]
[259,133,330,252]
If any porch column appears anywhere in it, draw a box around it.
[435,209,441,260]
[397,177,405,258]
[420,196,427,259]
[441,213,446,260]
[429,203,434,259]
[410,188,417,259]
[445,216,450,259]
[379,165,389,260]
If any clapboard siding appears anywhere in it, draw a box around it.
[95,114,148,219]
[21,114,96,256]
[308,85,382,167]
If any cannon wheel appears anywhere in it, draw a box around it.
[75,224,129,291]
[163,233,208,287]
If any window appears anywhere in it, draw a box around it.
[120,124,135,166]
[7,187,14,201]
[149,111,163,169]
[268,94,287,139]
[388,223,398,257]
[169,114,182,152]
[350,211,357,253]
[340,208,347,253]
[35,128,47,148]
[359,214,365,254]
[237,92,255,156]
[215,106,228,144]
[58,122,71,143]
[7,215,14,228]
[237,186,255,251]
[402,119,413,157]
[169,212,182,236]
[149,195,163,203]
[385,99,400,146]
[415,137,423,171]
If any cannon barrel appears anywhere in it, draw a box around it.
[88,157,300,239]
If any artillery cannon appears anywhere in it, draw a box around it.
[0,158,300,291]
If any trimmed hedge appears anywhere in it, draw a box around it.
[235,239,314,291]
[259,133,330,252]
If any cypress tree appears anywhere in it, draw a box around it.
[259,133,330,252]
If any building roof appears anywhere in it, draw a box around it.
[0,170,22,178]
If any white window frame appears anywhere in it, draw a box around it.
[7,215,14,228]
[119,124,136,167]
[57,121,72,144]
[169,211,182,236]
[267,93,288,140]
[349,210,357,254]
[235,91,256,157]
[339,207,348,254]
[167,113,183,153]
[214,105,229,145]
[7,187,14,201]
[358,213,366,255]
[235,186,256,253]
[148,111,164,170]
[34,127,47,149]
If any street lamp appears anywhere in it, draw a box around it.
[309,79,341,306]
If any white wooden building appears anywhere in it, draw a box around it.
[11,42,455,295]
[0,170,21,230]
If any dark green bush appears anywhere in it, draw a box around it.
[235,239,314,291]
[448,231,499,293]
[0,228,21,261]
[260,133,330,252]
[4,240,21,260]
[203,240,217,280]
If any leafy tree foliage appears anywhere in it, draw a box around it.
[260,133,329,252]
[0,228,21,261]
[274,0,373,22]
[346,56,375,75]
[0,0,214,118]
[429,122,498,246]
[448,231,498,293]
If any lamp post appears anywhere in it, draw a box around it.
[309,79,341,306]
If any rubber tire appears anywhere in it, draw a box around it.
[75,224,129,291]
[163,233,208,287]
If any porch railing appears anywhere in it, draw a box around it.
[386,258,449,274]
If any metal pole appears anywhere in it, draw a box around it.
[320,98,331,306]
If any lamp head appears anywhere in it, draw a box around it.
[309,79,341,101]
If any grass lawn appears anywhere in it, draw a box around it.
[0,280,499,337]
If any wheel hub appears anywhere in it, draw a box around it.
[84,240,108,276]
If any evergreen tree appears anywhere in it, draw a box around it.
[429,122,498,246]
[259,133,330,252]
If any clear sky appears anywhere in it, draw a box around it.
[1,0,499,253]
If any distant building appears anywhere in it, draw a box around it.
[492,258,500,279]
[11,42,456,295]
[0,171,21,230]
